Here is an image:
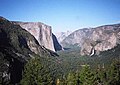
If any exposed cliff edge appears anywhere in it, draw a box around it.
[61,24,120,56]
[0,16,58,84]
[52,33,63,51]
[12,21,55,51]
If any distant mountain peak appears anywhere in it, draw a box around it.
[55,30,72,43]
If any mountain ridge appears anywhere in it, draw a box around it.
[0,16,58,84]
[61,23,120,55]
[12,21,62,52]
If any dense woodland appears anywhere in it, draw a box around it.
[21,56,120,85]
[0,42,120,85]
[0,17,120,85]
[1,47,120,85]
[20,44,120,85]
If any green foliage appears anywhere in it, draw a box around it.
[21,56,52,85]
[66,73,76,85]
[107,59,120,85]
[95,68,107,85]
[1,18,120,85]
[79,65,96,85]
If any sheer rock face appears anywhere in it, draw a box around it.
[0,17,58,84]
[61,24,120,55]
[81,25,120,56]
[52,33,63,51]
[13,21,55,51]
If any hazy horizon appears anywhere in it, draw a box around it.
[1,0,120,33]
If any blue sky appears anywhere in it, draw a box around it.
[0,0,120,32]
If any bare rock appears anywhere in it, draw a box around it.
[61,24,120,56]
[13,21,55,51]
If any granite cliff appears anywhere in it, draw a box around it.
[61,24,120,56]
[0,16,57,84]
[13,21,56,51]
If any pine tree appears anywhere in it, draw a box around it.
[21,56,52,85]
[66,73,76,85]
[107,59,120,85]
[74,72,80,85]
[79,65,95,85]
[96,68,107,85]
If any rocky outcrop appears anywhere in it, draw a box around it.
[81,25,120,56]
[61,24,120,56]
[13,21,55,51]
[0,16,58,84]
[61,28,93,48]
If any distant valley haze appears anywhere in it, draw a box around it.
[1,0,120,33]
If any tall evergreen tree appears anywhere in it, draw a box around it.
[79,65,95,85]
[66,73,76,85]
[107,59,120,85]
[21,56,52,85]
[95,68,107,85]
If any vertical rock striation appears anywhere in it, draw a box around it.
[0,17,58,84]
[13,22,55,51]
